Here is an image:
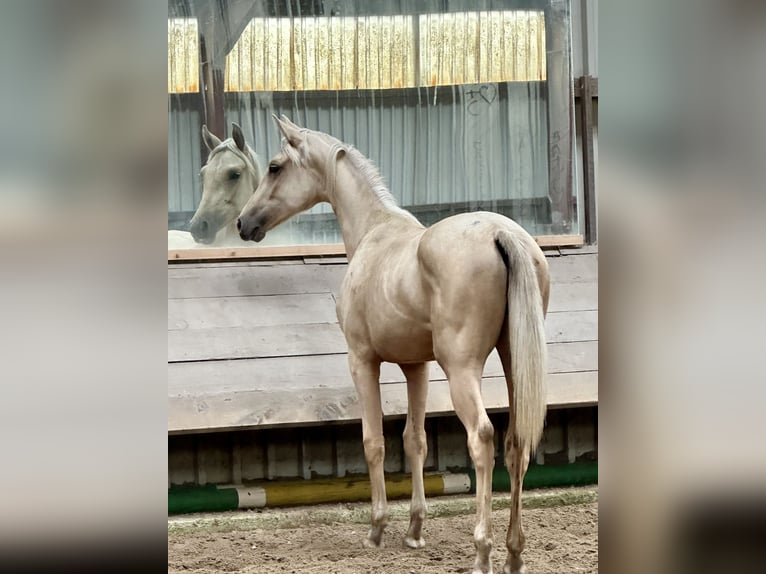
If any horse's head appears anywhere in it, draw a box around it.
[189,123,261,244]
[237,115,339,242]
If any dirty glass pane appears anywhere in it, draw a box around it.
[168,0,575,250]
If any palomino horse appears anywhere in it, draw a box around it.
[238,116,549,574]
[168,123,262,249]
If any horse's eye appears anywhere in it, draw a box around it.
[269,163,281,174]
[229,171,241,180]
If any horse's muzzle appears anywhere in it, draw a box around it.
[237,217,265,242]
[189,218,215,244]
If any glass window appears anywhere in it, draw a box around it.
[168,0,576,252]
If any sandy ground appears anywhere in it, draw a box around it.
[168,489,597,574]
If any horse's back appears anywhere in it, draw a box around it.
[337,211,546,363]
[419,211,547,289]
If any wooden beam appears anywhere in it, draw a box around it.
[536,234,584,248]
[573,76,598,99]
[168,243,348,262]
[168,371,598,434]
[579,76,597,244]
[168,235,584,262]
[544,1,575,234]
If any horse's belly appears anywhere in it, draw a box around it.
[370,322,434,364]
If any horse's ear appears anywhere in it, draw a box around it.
[272,113,304,148]
[231,122,246,151]
[202,124,222,151]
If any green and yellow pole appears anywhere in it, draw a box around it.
[168,462,597,515]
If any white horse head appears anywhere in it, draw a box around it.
[189,122,262,244]
[236,115,340,242]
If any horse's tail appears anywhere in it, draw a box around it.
[494,230,547,451]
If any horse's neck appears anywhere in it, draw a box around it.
[330,160,417,260]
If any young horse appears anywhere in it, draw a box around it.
[238,116,549,574]
[168,123,262,248]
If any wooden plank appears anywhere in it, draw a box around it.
[383,372,598,419]
[168,243,348,262]
[302,256,348,265]
[169,322,347,363]
[169,236,584,262]
[168,293,337,330]
[168,264,347,299]
[169,310,595,363]
[547,281,597,313]
[545,310,597,343]
[546,253,598,283]
[535,234,583,247]
[168,341,597,397]
[168,253,595,300]
[171,259,305,270]
[559,245,599,255]
[168,370,597,434]
[168,354,404,395]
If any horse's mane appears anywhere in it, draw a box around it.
[283,130,420,225]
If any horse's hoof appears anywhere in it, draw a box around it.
[403,536,425,549]
[503,563,526,574]
[363,537,384,549]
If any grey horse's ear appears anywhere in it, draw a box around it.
[231,122,246,151]
[273,113,304,148]
[202,124,222,151]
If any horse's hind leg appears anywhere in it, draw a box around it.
[440,360,495,574]
[497,334,530,574]
[400,362,429,548]
[348,352,388,548]
[504,433,530,574]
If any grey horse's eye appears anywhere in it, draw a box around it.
[268,163,281,174]
[229,171,241,180]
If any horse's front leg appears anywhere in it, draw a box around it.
[348,352,387,548]
[400,362,429,549]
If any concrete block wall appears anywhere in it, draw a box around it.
[168,407,597,487]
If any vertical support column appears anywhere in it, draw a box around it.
[198,33,226,144]
[231,432,243,484]
[580,76,597,243]
[545,0,575,234]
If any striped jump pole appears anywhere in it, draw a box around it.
[168,462,597,515]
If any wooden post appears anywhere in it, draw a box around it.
[579,76,597,244]
[545,0,575,234]
[198,34,226,142]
